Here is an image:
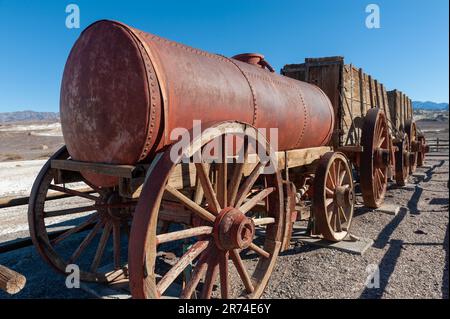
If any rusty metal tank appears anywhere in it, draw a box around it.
[60,20,334,186]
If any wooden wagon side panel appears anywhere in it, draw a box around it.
[405,96,410,121]
[397,92,403,130]
[282,57,344,147]
[368,76,376,109]
[283,57,395,146]
[406,96,410,122]
[280,64,306,83]
[408,97,413,121]
[380,83,394,133]
[399,92,404,129]
[366,75,372,109]
[341,64,363,146]
[401,92,407,129]
[387,90,396,130]
[374,79,381,108]
[359,70,376,114]
[306,62,342,146]
[408,98,412,120]
[388,90,403,131]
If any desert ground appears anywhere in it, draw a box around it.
[0,121,63,162]
[0,119,448,299]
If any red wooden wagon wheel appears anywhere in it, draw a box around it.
[394,134,409,186]
[417,135,426,167]
[312,152,354,241]
[360,108,390,208]
[129,122,283,299]
[28,146,131,282]
[404,120,418,174]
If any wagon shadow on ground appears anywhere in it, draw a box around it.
[407,186,424,215]
[422,160,445,183]
[359,207,409,299]
[359,159,449,299]
[430,198,449,206]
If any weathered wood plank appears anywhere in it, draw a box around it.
[51,160,148,178]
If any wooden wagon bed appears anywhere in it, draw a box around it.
[282,56,393,148]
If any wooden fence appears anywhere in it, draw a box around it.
[426,138,449,152]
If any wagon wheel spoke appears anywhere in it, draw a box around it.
[334,206,342,232]
[165,185,216,223]
[195,163,221,214]
[193,174,205,205]
[90,221,112,272]
[377,168,385,180]
[112,221,121,269]
[335,161,341,185]
[235,161,265,208]
[325,198,334,208]
[51,213,99,245]
[217,135,228,208]
[326,171,336,189]
[377,136,386,148]
[157,240,209,295]
[230,249,254,294]
[325,187,334,197]
[239,187,274,214]
[373,171,380,199]
[338,206,348,223]
[376,120,383,141]
[44,205,97,218]
[48,184,100,201]
[228,137,249,206]
[339,168,346,186]
[331,205,339,232]
[374,169,381,190]
[201,255,219,299]
[156,226,213,245]
[179,252,208,299]
[68,218,105,263]
[219,251,229,299]
[248,242,270,259]
[253,217,275,226]
[329,207,337,228]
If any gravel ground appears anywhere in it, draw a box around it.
[263,155,449,299]
[0,155,448,299]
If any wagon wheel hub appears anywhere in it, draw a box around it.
[335,185,354,208]
[374,148,390,168]
[213,207,255,251]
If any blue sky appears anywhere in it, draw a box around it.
[0,0,448,112]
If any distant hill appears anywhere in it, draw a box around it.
[413,101,449,110]
[0,111,59,123]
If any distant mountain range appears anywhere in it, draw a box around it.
[0,101,447,123]
[413,101,449,110]
[0,111,60,123]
